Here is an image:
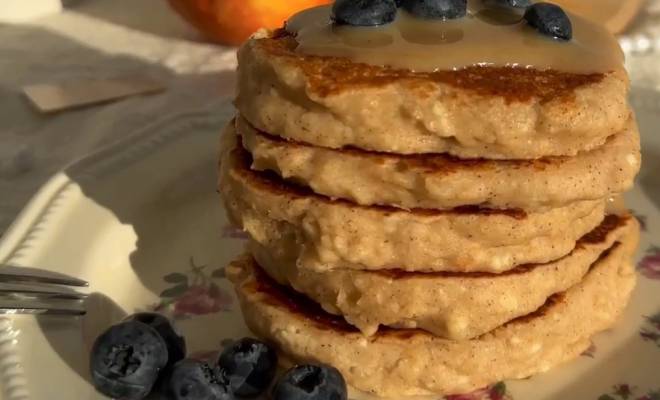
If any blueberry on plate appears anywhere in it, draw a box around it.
[163,359,234,400]
[127,313,186,367]
[524,2,572,41]
[332,0,398,26]
[400,0,467,20]
[90,321,168,400]
[485,0,531,8]
[217,337,278,397]
[272,364,347,400]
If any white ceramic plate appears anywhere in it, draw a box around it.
[0,94,659,400]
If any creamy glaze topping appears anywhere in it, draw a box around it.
[285,2,624,73]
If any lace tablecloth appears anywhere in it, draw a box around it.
[1,0,659,235]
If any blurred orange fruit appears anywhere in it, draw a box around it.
[168,0,331,46]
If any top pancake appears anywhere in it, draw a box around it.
[236,29,630,159]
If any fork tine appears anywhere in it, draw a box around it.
[0,298,86,316]
[0,282,88,300]
[0,265,88,287]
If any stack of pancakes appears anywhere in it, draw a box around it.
[219,26,642,398]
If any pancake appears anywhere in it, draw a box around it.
[235,29,630,160]
[219,125,606,273]
[226,226,638,398]
[250,214,637,340]
[239,115,641,211]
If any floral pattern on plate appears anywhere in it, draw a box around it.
[598,384,660,400]
[640,312,660,348]
[638,246,660,280]
[445,382,512,400]
[153,258,233,318]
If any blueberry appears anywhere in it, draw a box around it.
[164,359,234,400]
[332,0,398,26]
[400,0,467,20]
[90,321,168,399]
[217,337,278,397]
[127,313,186,367]
[272,364,347,400]
[524,3,572,41]
[484,0,531,8]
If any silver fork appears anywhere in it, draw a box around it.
[0,264,88,316]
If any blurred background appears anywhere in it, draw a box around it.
[0,0,659,234]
